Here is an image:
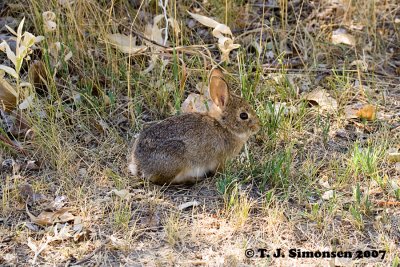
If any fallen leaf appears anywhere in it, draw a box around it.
[178,200,200,211]
[344,103,376,120]
[318,176,330,188]
[72,216,83,233]
[108,189,132,200]
[25,160,40,171]
[144,15,165,45]
[181,93,211,113]
[27,60,47,94]
[356,105,376,120]
[46,195,68,211]
[304,89,338,112]
[332,28,355,46]
[0,71,17,110]
[322,190,334,200]
[27,237,38,253]
[26,205,74,226]
[109,235,129,250]
[350,60,368,72]
[18,94,34,110]
[376,201,400,207]
[42,11,56,33]
[106,33,147,54]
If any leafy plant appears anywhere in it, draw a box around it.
[0,18,44,104]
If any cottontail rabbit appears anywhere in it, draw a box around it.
[128,68,260,185]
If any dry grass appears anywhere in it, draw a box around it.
[1,0,400,266]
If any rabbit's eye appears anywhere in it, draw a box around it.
[240,112,248,120]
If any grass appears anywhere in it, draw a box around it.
[0,0,399,266]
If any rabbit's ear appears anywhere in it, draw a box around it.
[209,69,229,109]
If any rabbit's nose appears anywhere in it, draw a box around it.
[251,120,260,132]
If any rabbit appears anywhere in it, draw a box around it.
[128,68,260,185]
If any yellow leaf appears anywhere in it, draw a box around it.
[355,104,376,120]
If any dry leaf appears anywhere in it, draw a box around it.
[46,195,68,211]
[181,93,211,114]
[0,72,17,110]
[218,37,240,62]
[26,205,74,226]
[187,12,232,37]
[318,176,330,188]
[332,28,355,46]
[42,11,56,33]
[344,103,376,120]
[356,104,376,120]
[322,190,334,200]
[376,201,400,207]
[27,237,38,253]
[18,94,34,110]
[178,200,200,211]
[144,15,165,45]
[187,11,239,62]
[167,18,181,36]
[109,189,132,200]
[304,89,338,112]
[350,60,368,72]
[48,42,73,65]
[106,33,147,54]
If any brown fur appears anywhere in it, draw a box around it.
[128,68,260,185]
